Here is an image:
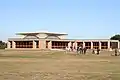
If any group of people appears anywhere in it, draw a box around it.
[77,46,101,55]
[77,46,87,54]
[92,48,100,55]
[65,45,88,54]
[66,45,100,55]
[112,48,120,56]
[66,45,120,56]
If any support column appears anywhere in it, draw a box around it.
[83,41,85,48]
[12,41,16,48]
[7,41,11,48]
[108,40,110,50]
[72,42,75,48]
[99,41,101,49]
[91,41,93,49]
[75,42,77,49]
[68,41,71,48]
[118,42,120,49]
[33,40,36,49]
[48,41,52,49]
[72,42,77,50]
[39,40,41,49]
[39,40,46,49]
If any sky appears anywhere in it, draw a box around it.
[0,0,120,41]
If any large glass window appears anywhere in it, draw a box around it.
[52,41,69,49]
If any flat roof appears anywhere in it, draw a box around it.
[16,31,68,35]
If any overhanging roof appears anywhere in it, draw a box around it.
[8,38,119,42]
[16,31,68,35]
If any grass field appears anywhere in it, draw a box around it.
[0,50,120,80]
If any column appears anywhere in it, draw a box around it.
[12,41,16,48]
[91,41,93,49]
[108,40,110,49]
[7,41,11,48]
[83,41,85,48]
[39,40,41,48]
[39,40,46,49]
[48,41,52,49]
[75,42,77,49]
[99,41,101,49]
[118,41,120,49]
[68,41,71,48]
[72,42,75,48]
[33,40,36,49]
[72,42,77,50]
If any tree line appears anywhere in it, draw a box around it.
[0,41,7,49]
[110,34,120,41]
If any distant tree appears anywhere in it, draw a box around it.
[110,34,120,41]
[0,41,2,43]
[0,41,7,49]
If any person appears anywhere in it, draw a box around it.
[115,48,118,56]
[92,48,95,54]
[70,46,72,52]
[77,46,80,54]
[83,47,87,54]
[73,46,75,52]
[79,46,83,54]
[65,47,69,53]
[97,48,100,55]
[118,48,120,53]
[118,48,120,56]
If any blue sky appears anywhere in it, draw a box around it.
[0,0,120,41]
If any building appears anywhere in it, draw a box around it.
[6,31,120,50]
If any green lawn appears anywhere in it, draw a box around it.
[0,50,120,80]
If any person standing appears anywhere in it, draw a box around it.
[92,48,95,54]
[77,46,79,54]
[118,48,120,56]
[83,47,87,54]
[115,48,118,56]
[70,46,73,52]
[97,48,100,55]
[79,46,83,54]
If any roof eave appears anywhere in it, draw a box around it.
[16,32,68,35]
